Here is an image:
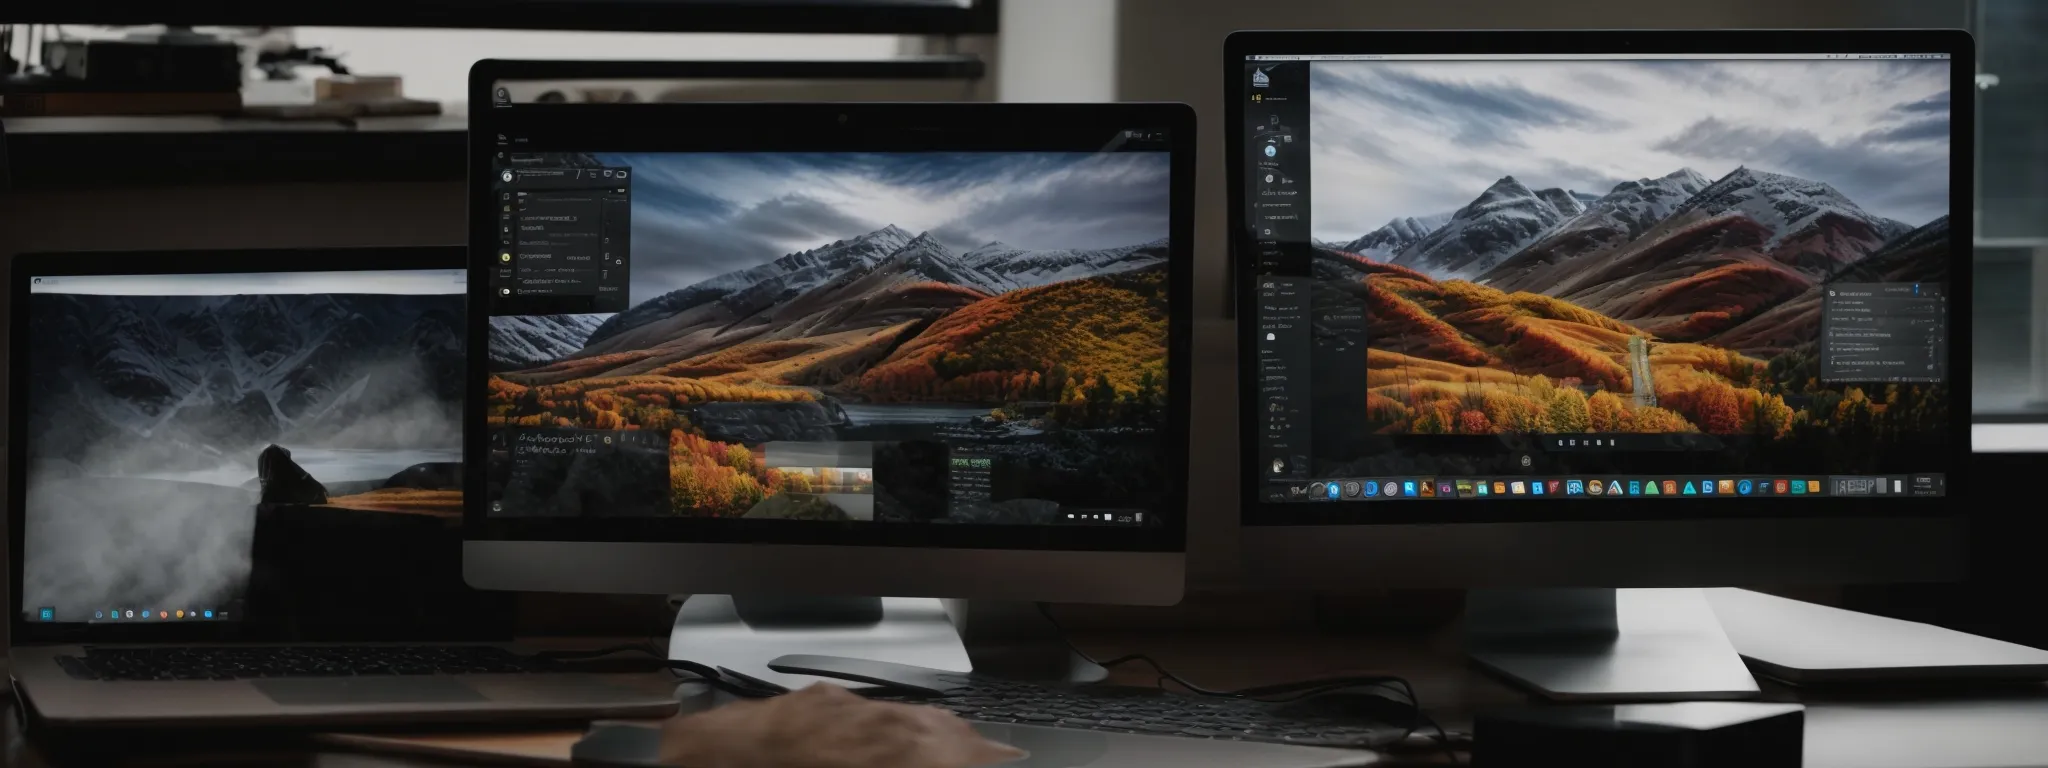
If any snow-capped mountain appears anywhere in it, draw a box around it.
[1482,168,1711,291]
[875,231,1013,294]
[1336,213,1454,259]
[550,224,1167,378]
[490,313,609,369]
[587,225,916,347]
[1535,188,1588,218]
[27,293,464,471]
[1392,176,1577,278]
[960,237,1169,290]
[1670,167,1911,273]
[1672,167,1906,243]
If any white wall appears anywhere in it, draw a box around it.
[994,0,1117,102]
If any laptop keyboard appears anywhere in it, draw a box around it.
[880,673,1412,750]
[59,645,547,681]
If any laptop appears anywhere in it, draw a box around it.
[7,247,680,727]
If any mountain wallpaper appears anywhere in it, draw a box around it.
[24,285,465,617]
[489,152,1173,521]
[1307,58,1951,462]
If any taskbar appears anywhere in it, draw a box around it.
[1268,474,1944,503]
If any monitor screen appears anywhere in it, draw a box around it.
[19,268,468,625]
[1240,52,1953,517]
[483,149,1174,527]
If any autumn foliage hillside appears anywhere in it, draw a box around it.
[850,265,1167,407]
[1348,255,1804,436]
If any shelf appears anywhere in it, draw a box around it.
[1,56,987,188]
[14,0,1001,35]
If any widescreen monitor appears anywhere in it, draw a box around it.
[465,63,1193,605]
[1227,31,1970,588]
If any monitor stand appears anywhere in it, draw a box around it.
[669,595,1107,692]
[1465,588,1760,702]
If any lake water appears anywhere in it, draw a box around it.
[136,447,462,488]
[838,403,993,426]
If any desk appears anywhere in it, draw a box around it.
[7,629,2046,767]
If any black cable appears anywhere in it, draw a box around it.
[1037,602,1449,754]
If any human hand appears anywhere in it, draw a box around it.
[659,682,1027,768]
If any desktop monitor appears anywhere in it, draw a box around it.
[463,62,1194,609]
[8,248,507,645]
[1227,30,1970,593]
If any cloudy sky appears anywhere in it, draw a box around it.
[1308,58,1952,243]
[596,151,1171,299]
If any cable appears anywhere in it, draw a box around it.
[1036,602,1452,755]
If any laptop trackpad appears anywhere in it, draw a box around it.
[254,677,486,706]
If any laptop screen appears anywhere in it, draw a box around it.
[19,268,466,625]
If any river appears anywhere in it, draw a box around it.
[837,403,994,426]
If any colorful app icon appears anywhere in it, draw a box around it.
[1698,479,1713,495]
[1645,480,1661,496]
[1547,480,1562,495]
[1682,481,1697,495]
[1455,479,1475,498]
[175,610,185,619]
[1790,480,1806,495]
[1420,481,1436,498]
[1321,482,1338,500]
[1510,481,1526,495]
[1806,480,1821,494]
[1737,479,1754,495]
[204,610,214,619]
[1530,481,1544,496]
[1566,479,1585,495]
[1628,481,1642,495]
[1719,479,1736,494]
[1661,480,1678,495]
[1606,480,1623,495]
[1402,481,1419,497]
[38,608,54,622]
[1493,481,1507,495]
[1438,481,1456,497]
[1477,481,1491,496]
[1774,479,1790,494]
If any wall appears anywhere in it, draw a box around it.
[993,0,1117,102]
[1113,0,1969,586]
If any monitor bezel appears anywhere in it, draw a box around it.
[466,60,1195,557]
[1225,29,1974,529]
[7,246,485,646]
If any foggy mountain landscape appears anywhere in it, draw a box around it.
[24,290,465,615]
[489,151,1173,521]
[1306,57,1951,454]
